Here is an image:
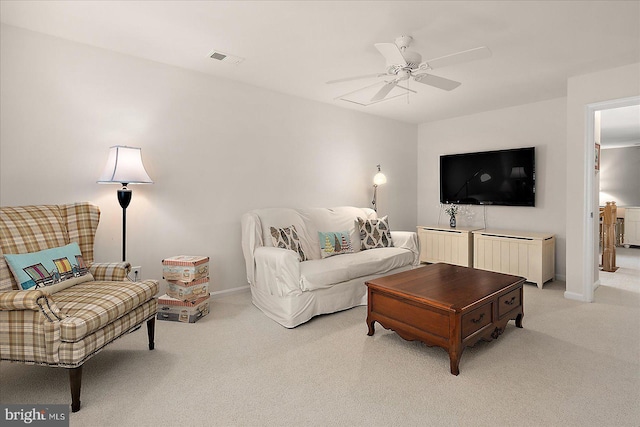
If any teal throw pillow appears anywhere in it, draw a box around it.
[4,242,94,293]
[318,231,354,258]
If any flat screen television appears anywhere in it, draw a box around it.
[440,147,535,206]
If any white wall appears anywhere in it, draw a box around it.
[565,63,640,301]
[417,98,568,279]
[0,25,417,294]
[599,146,640,207]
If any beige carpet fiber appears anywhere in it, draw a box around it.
[1,279,639,426]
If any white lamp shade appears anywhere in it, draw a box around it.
[98,146,153,184]
[373,172,387,186]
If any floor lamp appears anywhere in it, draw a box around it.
[98,146,153,262]
[371,164,387,212]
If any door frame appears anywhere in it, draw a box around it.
[584,95,640,302]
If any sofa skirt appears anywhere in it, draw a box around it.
[250,265,415,328]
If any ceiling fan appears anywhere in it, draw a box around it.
[327,36,492,104]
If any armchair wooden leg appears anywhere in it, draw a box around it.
[69,366,82,413]
[147,317,155,350]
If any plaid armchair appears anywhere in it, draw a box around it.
[0,202,158,412]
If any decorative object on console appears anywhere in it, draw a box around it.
[371,164,387,212]
[358,215,393,249]
[98,145,153,261]
[445,204,459,228]
[318,231,353,258]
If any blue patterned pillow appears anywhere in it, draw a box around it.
[318,231,354,258]
[4,242,94,293]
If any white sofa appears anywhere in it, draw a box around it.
[241,207,420,328]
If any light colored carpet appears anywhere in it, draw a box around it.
[1,280,639,426]
[600,246,640,292]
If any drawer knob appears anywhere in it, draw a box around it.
[504,296,516,305]
[471,313,485,324]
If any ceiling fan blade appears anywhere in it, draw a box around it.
[374,42,407,66]
[371,80,398,102]
[423,46,492,70]
[326,73,387,84]
[413,73,461,91]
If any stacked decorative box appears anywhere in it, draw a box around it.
[158,255,210,323]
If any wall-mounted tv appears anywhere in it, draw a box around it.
[440,147,535,206]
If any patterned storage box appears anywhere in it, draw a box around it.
[162,255,209,283]
[166,277,209,302]
[157,293,210,323]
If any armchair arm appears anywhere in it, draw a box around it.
[0,290,64,365]
[89,262,131,281]
[0,289,63,320]
[254,247,302,297]
[391,231,420,266]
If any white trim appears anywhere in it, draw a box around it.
[210,285,250,298]
[581,96,640,302]
[564,291,589,302]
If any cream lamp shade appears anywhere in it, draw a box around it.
[373,171,387,186]
[98,146,153,184]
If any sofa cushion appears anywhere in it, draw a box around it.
[4,242,93,292]
[54,279,158,342]
[358,216,393,250]
[301,207,376,259]
[300,247,414,291]
[318,231,354,258]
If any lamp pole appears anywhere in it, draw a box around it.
[117,184,132,262]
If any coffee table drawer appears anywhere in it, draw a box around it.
[461,303,492,338]
[371,292,449,339]
[498,289,521,317]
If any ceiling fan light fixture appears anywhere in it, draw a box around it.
[329,36,491,105]
[401,50,422,68]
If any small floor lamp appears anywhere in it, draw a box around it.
[371,164,387,212]
[98,146,153,262]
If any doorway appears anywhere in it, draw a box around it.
[587,97,640,299]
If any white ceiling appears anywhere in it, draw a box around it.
[1,1,639,127]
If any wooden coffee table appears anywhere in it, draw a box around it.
[366,263,525,375]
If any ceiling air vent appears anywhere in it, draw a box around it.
[208,50,244,65]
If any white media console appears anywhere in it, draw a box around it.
[418,226,555,288]
[473,229,555,289]
[417,225,480,267]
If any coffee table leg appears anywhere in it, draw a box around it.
[449,342,463,376]
[516,313,523,328]
[449,351,460,376]
[367,318,375,336]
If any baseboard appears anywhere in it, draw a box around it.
[564,290,593,302]
[554,274,566,282]
[210,284,250,298]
